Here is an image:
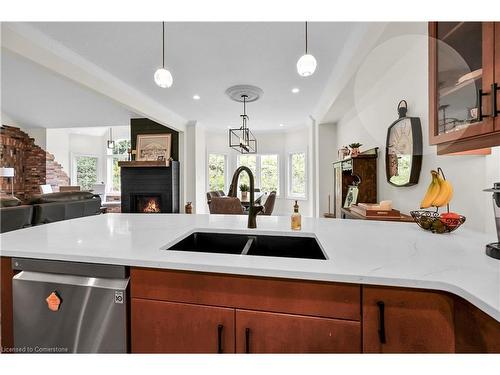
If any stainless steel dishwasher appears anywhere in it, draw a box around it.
[12,258,129,353]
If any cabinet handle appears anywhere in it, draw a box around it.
[217,324,223,353]
[492,83,499,118]
[377,301,386,344]
[245,328,251,353]
[478,88,491,121]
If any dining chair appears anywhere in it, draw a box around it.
[208,197,244,214]
[260,191,277,215]
[206,191,221,205]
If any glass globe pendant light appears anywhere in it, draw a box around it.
[154,22,173,88]
[296,22,317,77]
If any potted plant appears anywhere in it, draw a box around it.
[349,143,362,157]
[240,183,250,201]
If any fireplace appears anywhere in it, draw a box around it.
[133,194,162,213]
[120,161,179,214]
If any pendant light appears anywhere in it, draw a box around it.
[107,127,115,149]
[154,22,173,88]
[228,94,257,154]
[296,22,317,77]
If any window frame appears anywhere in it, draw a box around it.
[287,150,308,200]
[71,152,100,190]
[236,153,281,196]
[106,138,131,193]
[206,152,228,193]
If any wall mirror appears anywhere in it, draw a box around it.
[385,100,423,187]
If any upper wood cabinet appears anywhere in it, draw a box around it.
[429,22,500,154]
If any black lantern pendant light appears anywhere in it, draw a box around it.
[228,94,257,154]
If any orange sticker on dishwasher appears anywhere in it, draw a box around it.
[46,291,61,312]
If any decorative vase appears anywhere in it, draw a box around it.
[338,146,350,160]
[241,191,248,201]
[351,148,360,157]
[185,202,193,214]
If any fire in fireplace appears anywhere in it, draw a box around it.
[135,195,162,213]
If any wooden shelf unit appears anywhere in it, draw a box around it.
[332,148,378,218]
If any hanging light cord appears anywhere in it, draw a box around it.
[162,22,165,68]
[305,21,308,54]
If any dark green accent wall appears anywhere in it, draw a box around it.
[130,118,179,161]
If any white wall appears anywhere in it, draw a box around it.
[46,128,70,173]
[205,127,312,216]
[327,23,500,236]
[318,122,337,216]
[185,122,207,213]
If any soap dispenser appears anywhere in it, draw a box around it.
[291,200,302,230]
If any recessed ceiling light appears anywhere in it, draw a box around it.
[279,124,284,127]
[193,94,200,100]
[292,88,300,94]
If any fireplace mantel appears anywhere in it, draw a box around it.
[118,160,170,168]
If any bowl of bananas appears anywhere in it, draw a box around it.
[410,168,466,234]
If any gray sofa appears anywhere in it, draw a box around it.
[0,205,33,233]
[0,192,101,233]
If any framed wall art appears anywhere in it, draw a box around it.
[136,134,172,161]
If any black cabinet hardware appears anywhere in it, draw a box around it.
[217,324,223,353]
[377,301,386,344]
[245,328,251,353]
[492,83,499,117]
[478,88,491,121]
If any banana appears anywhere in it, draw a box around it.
[420,170,440,209]
[431,173,454,207]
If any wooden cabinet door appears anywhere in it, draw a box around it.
[495,22,500,132]
[131,299,235,353]
[362,286,455,353]
[235,310,361,353]
[428,22,500,154]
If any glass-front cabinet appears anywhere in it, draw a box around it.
[429,22,500,154]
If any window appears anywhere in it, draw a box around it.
[260,154,279,193]
[207,153,227,191]
[108,139,131,192]
[74,155,98,190]
[237,154,279,194]
[288,152,306,198]
[237,154,257,188]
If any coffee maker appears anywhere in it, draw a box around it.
[484,182,500,260]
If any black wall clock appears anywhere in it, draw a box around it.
[385,100,423,187]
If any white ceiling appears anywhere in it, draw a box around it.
[1,48,137,128]
[2,22,360,131]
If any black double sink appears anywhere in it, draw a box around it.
[166,232,327,260]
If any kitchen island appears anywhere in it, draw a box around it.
[1,213,499,353]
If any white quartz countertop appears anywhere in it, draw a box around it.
[1,213,499,322]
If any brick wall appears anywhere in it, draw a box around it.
[1,125,69,201]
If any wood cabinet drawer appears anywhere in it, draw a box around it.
[235,309,361,353]
[131,298,235,353]
[131,268,361,320]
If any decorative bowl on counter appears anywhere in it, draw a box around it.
[410,210,466,234]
